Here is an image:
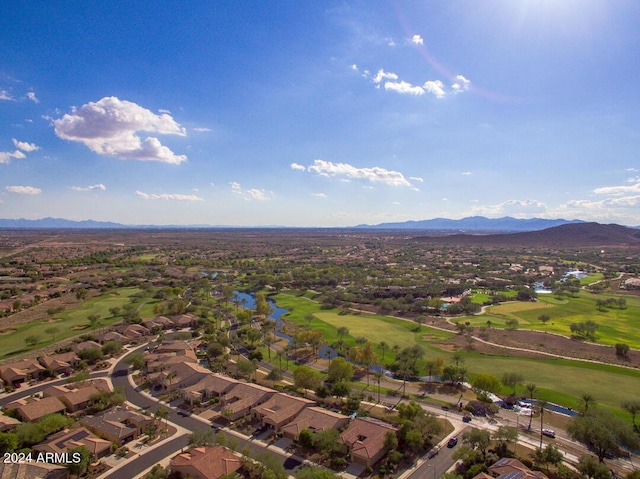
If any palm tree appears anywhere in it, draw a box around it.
[526,383,537,430]
[155,405,169,433]
[538,400,548,449]
[379,341,388,362]
[579,393,597,414]
[374,370,384,403]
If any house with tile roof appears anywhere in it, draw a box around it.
[81,406,153,446]
[0,461,69,479]
[170,446,242,479]
[218,383,275,422]
[486,458,548,479]
[38,352,80,376]
[0,358,47,387]
[0,412,21,432]
[338,417,397,467]
[182,373,239,405]
[281,406,349,441]
[11,396,66,422]
[33,427,112,460]
[251,393,315,431]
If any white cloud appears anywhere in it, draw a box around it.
[193,127,211,132]
[229,182,272,201]
[135,191,203,201]
[593,179,640,196]
[462,171,473,176]
[385,81,425,96]
[351,64,359,71]
[26,92,39,104]
[5,185,41,195]
[470,199,547,217]
[290,162,306,171]
[451,75,471,93]
[411,34,424,45]
[13,139,39,152]
[423,80,446,98]
[306,159,413,187]
[0,150,26,164]
[71,184,106,192]
[373,69,398,84]
[0,90,14,101]
[53,96,187,164]
[409,176,424,182]
[312,193,327,198]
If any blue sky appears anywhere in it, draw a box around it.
[1,0,639,227]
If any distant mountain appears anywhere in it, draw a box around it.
[413,222,640,247]
[356,216,586,232]
[0,217,129,229]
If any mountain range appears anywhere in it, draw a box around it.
[0,216,638,233]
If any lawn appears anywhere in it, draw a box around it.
[272,292,639,415]
[463,291,640,348]
[0,287,149,359]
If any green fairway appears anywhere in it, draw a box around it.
[272,291,639,415]
[464,291,640,348]
[0,287,147,359]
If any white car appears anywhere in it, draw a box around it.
[542,428,556,438]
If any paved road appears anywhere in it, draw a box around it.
[109,348,306,477]
[405,426,470,479]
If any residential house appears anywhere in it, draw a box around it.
[43,384,101,413]
[0,358,47,387]
[120,324,151,341]
[33,427,112,460]
[145,350,198,374]
[151,361,211,392]
[218,383,275,422]
[338,417,397,467]
[11,396,66,422]
[97,331,129,344]
[143,316,174,332]
[71,340,102,353]
[170,446,241,479]
[171,313,199,329]
[81,406,153,446]
[0,462,69,479]
[38,352,81,376]
[281,407,349,441]
[487,458,548,479]
[182,373,239,405]
[251,393,315,431]
[0,412,20,432]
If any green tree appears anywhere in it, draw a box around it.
[297,429,314,450]
[525,383,537,430]
[24,335,40,347]
[577,455,611,479]
[296,466,339,479]
[615,343,630,358]
[501,372,524,395]
[88,314,101,328]
[293,365,321,391]
[327,356,353,383]
[45,326,60,342]
[188,429,216,447]
[143,464,168,479]
[67,445,92,477]
[78,347,103,364]
[471,373,502,395]
[313,429,340,457]
[0,432,18,454]
[462,428,491,461]
[236,360,256,379]
[15,422,46,447]
[493,426,518,455]
[38,414,73,435]
[567,409,639,462]
[621,399,640,430]
[125,352,146,370]
[155,405,169,431]
[578,393,597,414]
[102,341,122,355]
[538,314,551,325]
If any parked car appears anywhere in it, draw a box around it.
[542,428,555,438]
[462,415,472,423]
[447,436,458,448]
[427,446,440,458]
